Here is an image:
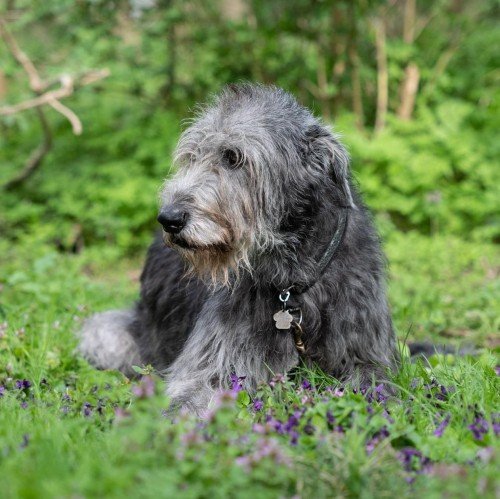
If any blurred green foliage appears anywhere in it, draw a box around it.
[0,0,499,253]
[0,4,499,496]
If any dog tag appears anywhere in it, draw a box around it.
[273,310,293,330]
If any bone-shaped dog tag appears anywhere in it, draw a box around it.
[273,310,293,330]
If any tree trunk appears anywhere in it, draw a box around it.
[349,46,364,129]
[397,0,419,120]
[221,0,247,20]
[403,0,416,44]
[304,54,332,120]
[374,17,388,133]
[0,70,7,101]
[348,2,364,129]
[330,7,346,117]
[159,0,177,104]
[397,62,420,120]
[163,23,176,103]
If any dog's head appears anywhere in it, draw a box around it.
[159,83,354,285]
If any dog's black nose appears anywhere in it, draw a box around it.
[157,206,188,234]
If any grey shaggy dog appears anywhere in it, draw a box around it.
[78,83,398,415]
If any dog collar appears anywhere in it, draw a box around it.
[289,207,349,295]
[273,208,349,355]
[300,207,348,293]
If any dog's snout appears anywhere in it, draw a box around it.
[157,205,188,234]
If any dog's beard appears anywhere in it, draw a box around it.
[163,225,252,288]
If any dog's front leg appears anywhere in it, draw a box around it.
[165,292,299,415]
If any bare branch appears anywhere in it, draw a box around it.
[0,17,109,189]
[0,83,73,115]
[48,99,82,135]
[422,40,461,99]
[0,70,109,117]
[2,107,52,190]
[0,17,43,91]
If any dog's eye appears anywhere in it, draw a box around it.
[222,149,242,169]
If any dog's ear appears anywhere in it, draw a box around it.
[305,124,355,208]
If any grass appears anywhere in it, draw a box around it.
[0,231,498,498]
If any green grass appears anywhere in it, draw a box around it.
[0,232,498,498]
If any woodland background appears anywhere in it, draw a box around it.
[0,2,498,497]
[1,0,498,249]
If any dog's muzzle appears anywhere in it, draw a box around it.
[157,205,189,234]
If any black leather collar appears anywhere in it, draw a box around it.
[283,207,349,296]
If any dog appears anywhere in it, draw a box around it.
[78,83,398,414]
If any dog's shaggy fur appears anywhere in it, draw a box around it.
[78,84,398,414]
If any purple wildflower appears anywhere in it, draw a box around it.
[435,385,450,401]
[289,430,299,445]
[492,413,499,436]
[180,430,203,446]
[468,415,489,440]
[82,402,92,417]
[236,438,291,471]
[365,440,377,455]
[365,383,389,404]
[15,379,31,390]
[301,379,312,390]
[495,366,500,376]
[20,401,28,409]
[269,373,286,388]
[326,410,335,425]
[376,383,390,402]
[132,375,155,399]
[272,419,285,434]
[253,399,264,411]
[331,387,344,397]
[0,385,5,397]
[434,414,451,438]
[62,393,71,402]
[284,413,300,432]
[235,455,252,470]
[366,426,390,455]
[301,394,314,405]
[382,409,395,424]
[325,411,345,433]
[252,423,268,434]
[230,373,246,392]
[398,447,431,473]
